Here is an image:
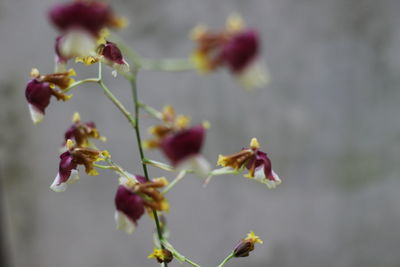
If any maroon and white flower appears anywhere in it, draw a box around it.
[25,68,74,124]
[51,150,79,192]
[160,125,210,178]
[25,79,53,124]
[115,175,169,234]
[191,14,269,90]
[114,183,145,234]
[50,140,102,192]
[217,138,281,189]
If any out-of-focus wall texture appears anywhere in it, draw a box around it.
[1,0,400,266]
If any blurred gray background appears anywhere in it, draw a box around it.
[1,0,400,266]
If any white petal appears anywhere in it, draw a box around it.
[254,167,281,189]
[104,60,130,78]
[54,57,67,72]
[60,30,97,59]
[114,211,136,234]
[50,173,67,192]
[236,61,270,91]
[28,104,44,124]
[177,155,211,179]
[118,172,140,186]
[66,170,80,184]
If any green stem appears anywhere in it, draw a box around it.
[64,77,100,93]
[93,163,115,170]
[143,159,175,172]
[204,167,243,186]
[129,71,168,267]
[217,252,234,267]
[139,102,163,120]
[162,240,201,267]
[162,170,187,195]
[65,64,136,130]
[98,80,136,129]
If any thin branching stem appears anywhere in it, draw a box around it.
[129,69,168,267]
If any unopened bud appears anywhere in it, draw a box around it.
[233,240,254,257]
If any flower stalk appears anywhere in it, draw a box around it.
[25,4,276,265]
[129,69,168,267]
[217,252,234,267]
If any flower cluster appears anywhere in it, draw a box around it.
[191,14,269,90]
[25,1,280,265]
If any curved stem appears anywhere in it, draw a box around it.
[162,170,187,195]
[217,252,234,267]
[64,77,100,93]
[143,159,175,172]
[162,240,201,267]
[98,81,136,128]
[138,102,163,120]
[129,71,168,267]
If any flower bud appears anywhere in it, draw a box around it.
[233,231,263,258]
[233,240,254,257]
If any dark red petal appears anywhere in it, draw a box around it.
[49,1,113,36]
[221,30,259,73]
[64,125,77,143]
[160,125,205,166]
[102,41,125,64]
[58,151,78,183]
[233,240,254,257]
[25,79,53,114]
[246,150,275,180]
[115,185,145,224]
